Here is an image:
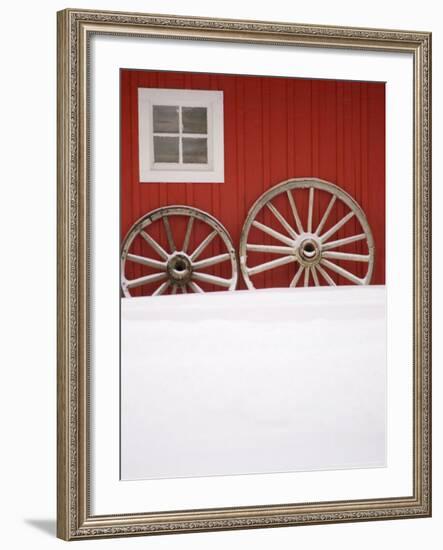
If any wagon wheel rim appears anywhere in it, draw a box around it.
[239,178,375,290]
[121,206,238,297]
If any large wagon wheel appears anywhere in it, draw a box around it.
[239,178,375,289]
[121,206,238,297]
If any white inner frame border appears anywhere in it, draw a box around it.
[90,35,413,515]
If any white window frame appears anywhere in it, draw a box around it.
[138,88,224,183]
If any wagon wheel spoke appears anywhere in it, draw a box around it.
[320,211,355,243]
[121,206,238,297]
[315,195,336,235]
[240,179,374,289]
[322,251,370,262]
[321,233,366,251]
[316,264,336,286]
[246,244,294,255]
[192,272,232,288]
[140,231,168,260]
[290,264,304,288]
[320,259,364,285]
[152,281,170,296]
[193,253,231,270]
[286,190,304,234]
[162,215,176,252]
[190,230,218,261]
[251,221,295,247]
[247,255,295,277]
[188,281,204,294]
[311,265,320,287]
[182,216,194,253]
[307,187,315,233]
[266,202,298,239]
[125,272,167,290]
[126,253,166,271]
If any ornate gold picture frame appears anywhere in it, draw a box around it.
[57,8,431,540]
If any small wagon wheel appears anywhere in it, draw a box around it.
[121,206,238,297]
[239,178,375,289]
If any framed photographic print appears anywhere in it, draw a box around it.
[57,8,431,540]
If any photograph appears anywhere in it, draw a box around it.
[119,68,387,481]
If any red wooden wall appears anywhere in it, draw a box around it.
[121,69,385,293]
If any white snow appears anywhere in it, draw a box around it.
[121,286,386,481]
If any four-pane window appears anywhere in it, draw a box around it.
[152,105,209,164]
[138,89,224,183]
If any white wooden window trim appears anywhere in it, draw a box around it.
[138,88,224,183]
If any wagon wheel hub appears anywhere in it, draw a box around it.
[297,236,321,265]
[167,253,193,284]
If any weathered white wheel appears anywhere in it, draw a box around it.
[121,206,238,297]
[239,178,375,289]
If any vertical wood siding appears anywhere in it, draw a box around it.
[121,69,385,294]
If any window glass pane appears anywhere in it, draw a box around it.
[182,138,208,164]
[153,105,179,133]
[182,107,208,134]
[153,136,179,163]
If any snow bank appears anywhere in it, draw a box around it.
[121,286,386,481]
